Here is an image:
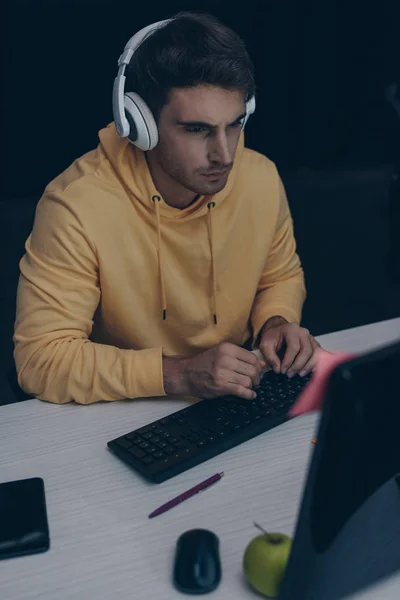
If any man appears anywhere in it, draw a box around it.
[13,11,319,405]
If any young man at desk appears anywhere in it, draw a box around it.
[13,12,320,405]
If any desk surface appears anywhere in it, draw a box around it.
[1,317,400,600]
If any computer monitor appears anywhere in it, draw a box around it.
[280,339,400,600]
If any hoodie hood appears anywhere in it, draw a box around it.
[98,121,245,222]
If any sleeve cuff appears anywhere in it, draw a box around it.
[129,347,166,398]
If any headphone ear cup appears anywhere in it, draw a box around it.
[242,95,256,129]
[124,110,138,143]
[124,92,159,150]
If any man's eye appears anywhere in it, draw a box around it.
[185,127,206,134]
[185,121,243,134]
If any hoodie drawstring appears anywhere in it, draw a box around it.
[207,201,218,325]
[152,195,167,320]
[152,195,218,325]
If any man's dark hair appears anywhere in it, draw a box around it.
[124,11,256,124]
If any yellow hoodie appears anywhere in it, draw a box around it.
[13,123,306,404]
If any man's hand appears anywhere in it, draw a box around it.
[163,342,266,400]
[259,318,320,377]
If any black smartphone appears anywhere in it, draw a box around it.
[0,477,50,560]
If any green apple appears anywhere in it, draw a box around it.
[243,523,292,598]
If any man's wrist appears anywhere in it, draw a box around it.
[162,356,189,396]
[263,315,288,331]
[256,315,288,346]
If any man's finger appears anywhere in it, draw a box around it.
[228,372,254,390]
[287,336,314,376]
[298,353,318,377]
[259,339,281,373]
[234,360,262,387]
[225,382,257,401]
[297,339,321,376]
[280,337,301,374]
[234,346,265,371]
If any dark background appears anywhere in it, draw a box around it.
[1,0,400,400]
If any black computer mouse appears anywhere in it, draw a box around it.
[173,528,222,594]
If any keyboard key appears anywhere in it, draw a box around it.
[136,426,151,435]
[174,440,189,449]
[164,446,176,454]
[141,456,154,464]
[116,438,132,449]
[200,427,214,435]
[153,428,163,434]
[125,433,141,443]
[261,409,273,417]
[269,397,280,405]
[128,447,147,459]
[142,433,154,440]
[153,451,165,459]
[139,441,150,449]
[156,441,168,449]
[175,449,196,460]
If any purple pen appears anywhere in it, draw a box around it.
[148,472,224,518]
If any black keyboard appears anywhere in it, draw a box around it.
[107,370,312,483]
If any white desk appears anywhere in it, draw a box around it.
[1,317,400,600]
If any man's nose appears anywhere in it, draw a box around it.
[209,135,231,166]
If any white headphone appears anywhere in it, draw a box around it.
[112,18,256,151]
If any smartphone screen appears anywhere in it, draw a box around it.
[0,477,50,560]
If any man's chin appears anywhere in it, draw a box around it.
[195,176,229,195]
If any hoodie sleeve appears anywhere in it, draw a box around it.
[13,192,166,405]
[250,174,306,345]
